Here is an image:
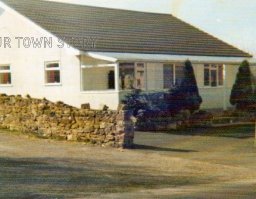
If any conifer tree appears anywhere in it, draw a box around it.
[167,60,202,114]
[230,60,254,110]
[181,60,202,112]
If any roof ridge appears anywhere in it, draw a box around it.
[38,0,175,17]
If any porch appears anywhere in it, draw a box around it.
[78,52,254,110]
[79,55,187,109]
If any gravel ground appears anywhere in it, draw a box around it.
[0,126,256,199]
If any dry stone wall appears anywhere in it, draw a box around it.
[0,94,134,148]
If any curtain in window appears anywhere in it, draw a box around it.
[163,64,173,89]
[47,70,60,83]
[0,73,11,84]
[218,65,224,86]
[3,73,9,84]
[119,63,135,90]
[175,65,184,86]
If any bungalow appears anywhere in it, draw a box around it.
[0,0,254,110]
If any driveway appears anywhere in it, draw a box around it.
[0,126,256,198]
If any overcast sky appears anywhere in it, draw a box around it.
[50,0,256,57]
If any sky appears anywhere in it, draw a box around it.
[50,0,256,57]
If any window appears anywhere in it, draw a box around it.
[218,65,224,86]
[0,65,11,85]
[45,62,61,84]
[204,64,224,87]
[163,64,174,89]
[163,63,185,89]
[108,70,115,89]
[119,63,146,90]
[119,63,135,90]
[82,66,115,91]
[175,64,185,87]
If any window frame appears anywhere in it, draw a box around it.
[44,61,62,86]
[0,64,12,86]
[204,64,224,88]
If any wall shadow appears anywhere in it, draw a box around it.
[134,144,197,153]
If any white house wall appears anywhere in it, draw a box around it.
[250,65,256,77]
[0,7,120,110]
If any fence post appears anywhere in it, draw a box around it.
[116,104,135,148]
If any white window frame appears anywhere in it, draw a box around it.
[0,64,12,87]
[204,64,224,88]
[44,61,62,86]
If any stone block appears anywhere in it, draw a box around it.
[67,134,78,141]
[81,103,90,109]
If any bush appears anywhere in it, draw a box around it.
[122,89,168,117]
[122,60,202,131]
[230,60,255,110]
[121,89,148,116]
[123,60,202,116]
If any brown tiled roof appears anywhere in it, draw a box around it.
[1,0,251,57]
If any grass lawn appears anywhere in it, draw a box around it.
[0,126,256,198]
